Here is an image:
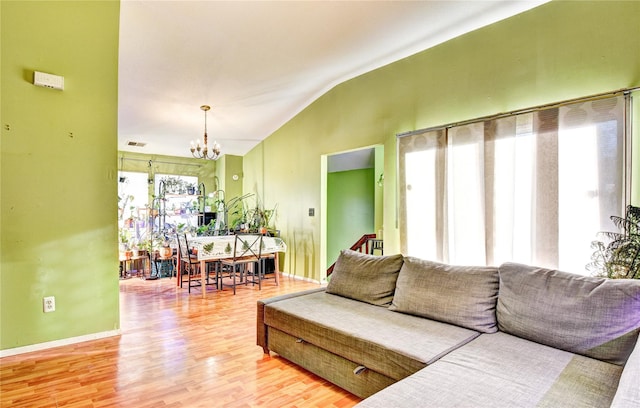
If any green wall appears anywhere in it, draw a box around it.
[218,155,245,229]
[327,168,375,267]
[1,1,121,351]
[243,0,640,282]
[373,145,384,236]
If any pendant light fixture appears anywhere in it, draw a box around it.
[190,105,221,160]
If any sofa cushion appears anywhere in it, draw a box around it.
[326,249,404,306]
[497,262,640,365]
[356,332,623,408]
[389,257,499,333]
[264,290,480,381]
[611,337,640,407]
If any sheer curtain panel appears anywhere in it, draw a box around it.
[399,94,629,274]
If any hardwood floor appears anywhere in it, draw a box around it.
[1,275,362,407]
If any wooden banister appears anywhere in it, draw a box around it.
[326,233,378,277]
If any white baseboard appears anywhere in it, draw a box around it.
[0,329,121,358]
[280,271,326,285]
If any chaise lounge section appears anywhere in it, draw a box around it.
[257,250,640,407]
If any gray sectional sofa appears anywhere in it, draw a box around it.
[256,250,640,407]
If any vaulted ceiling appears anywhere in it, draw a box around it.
[117,0,549,159]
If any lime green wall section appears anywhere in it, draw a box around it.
[1,1,121,350]
[218,155,244,228]
[220,155,243,205]
[327,169,375,267]
[373,145,384,235]
[244,1,640,282]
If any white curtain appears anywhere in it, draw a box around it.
[399,94,628,273]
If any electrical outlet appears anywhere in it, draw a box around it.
[43,296,55,313]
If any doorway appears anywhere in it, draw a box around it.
[320,145,384,282]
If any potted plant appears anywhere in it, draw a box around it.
[118,194,134,221]
[130,239,140,258]
[196,219,217,236]
[124,203,137,228]
[230,201,249,232]
[160,176,190,194]
[119,227,131,254]
[587,205,640,279]
[251,203,278,235]
[160,237,172,259]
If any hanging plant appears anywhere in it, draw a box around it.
[587,205,640,279]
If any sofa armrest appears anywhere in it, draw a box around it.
[611,334,640,408]
[257,287,326,354]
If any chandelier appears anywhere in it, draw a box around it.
[190,105,221,160]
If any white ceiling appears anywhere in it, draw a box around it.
[118,0,549,159]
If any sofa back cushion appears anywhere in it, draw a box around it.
[326,249,404,306]
[389,257,500,333]
[497,262,640,365]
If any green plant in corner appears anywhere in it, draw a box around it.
[587,205,640,279]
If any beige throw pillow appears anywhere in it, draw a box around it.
[326,249,404,306]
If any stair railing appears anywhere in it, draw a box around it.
[326,233,377,277]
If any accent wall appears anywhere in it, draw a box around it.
[242,0,640,283]
[1,1,121,352]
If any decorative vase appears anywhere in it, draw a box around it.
[161,246,172,258]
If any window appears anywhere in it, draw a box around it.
[399,94,630,274]
[118,171,151,249]
[118,171,150,223]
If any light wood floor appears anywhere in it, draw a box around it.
[1,274,362,407]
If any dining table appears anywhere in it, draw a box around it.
[182,234,287,298]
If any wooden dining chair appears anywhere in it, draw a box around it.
[258,252,279,286]
[219,234,263,294]
[176,233,201,293]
